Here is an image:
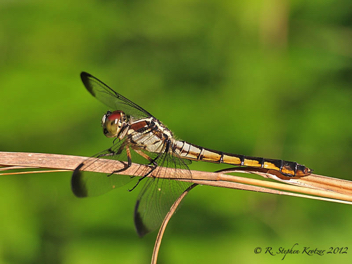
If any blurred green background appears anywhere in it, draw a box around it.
[1,0,352,263]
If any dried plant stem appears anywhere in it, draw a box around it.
[1,151,352,205]
[151,184,197,264]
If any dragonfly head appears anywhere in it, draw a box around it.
[101,110,127,138]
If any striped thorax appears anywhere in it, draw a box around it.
[102,110,173,154]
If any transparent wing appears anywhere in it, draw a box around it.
[71,138,143,197]
[81,72,152,119]
[133,149,193,237]
[72,136,193,236]
[71,130,169,197]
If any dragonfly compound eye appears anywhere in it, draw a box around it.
[101,110,125,138]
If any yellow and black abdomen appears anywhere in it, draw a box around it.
[173,140,312,177]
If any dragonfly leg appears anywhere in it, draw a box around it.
[129,141,172,191]
[108,146,132,176]
[129,165,157,192]
[133,148,156,163]
[96,141,126,158]
[128,148,160,192]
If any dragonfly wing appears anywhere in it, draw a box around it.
[133,151,193,237]
[72,139,137,197]
[81,72,152,119]
[72,160,135,197]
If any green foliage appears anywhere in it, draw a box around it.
[1,0,352,263]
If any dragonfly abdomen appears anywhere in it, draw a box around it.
[173,141,312,177]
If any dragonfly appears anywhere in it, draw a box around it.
[72,72,312,237]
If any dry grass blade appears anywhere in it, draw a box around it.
[151,184,197,264]
[0,165,69,176]
[1,151,352,205]
[214,169,352,203]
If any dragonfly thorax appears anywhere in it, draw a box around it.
[101,110,127,138]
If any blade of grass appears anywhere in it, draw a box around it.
[1,151,352,205]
